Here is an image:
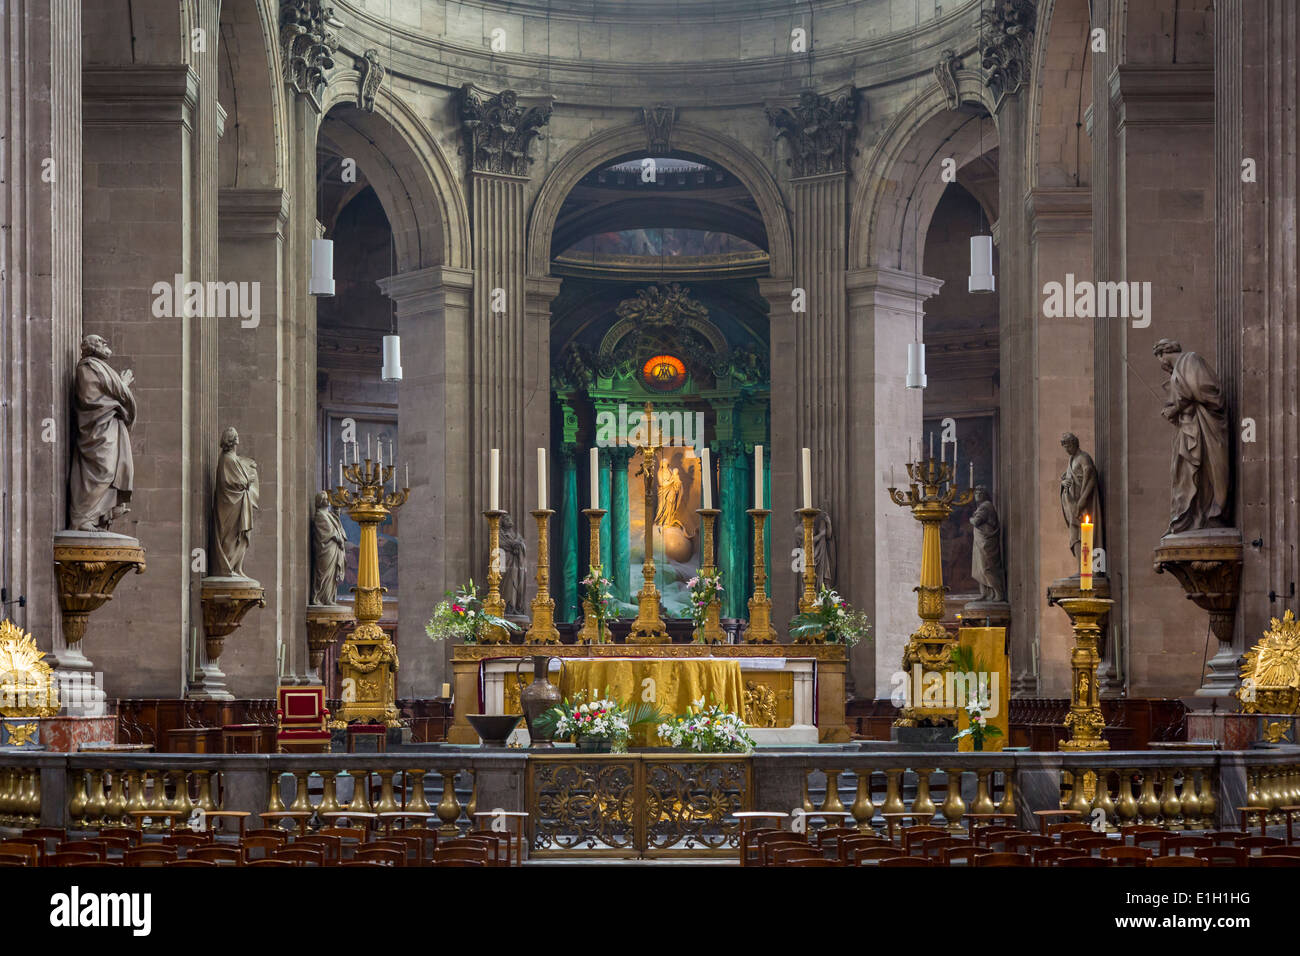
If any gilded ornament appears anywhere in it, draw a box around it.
[0,619,59,717]
[1238,610,1300,715]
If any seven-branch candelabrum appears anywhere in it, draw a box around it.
[887,456,972,726]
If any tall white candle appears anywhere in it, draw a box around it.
[368,434,372,460]
[801,447,812,510]
[969,461,974,489]
[490,448,500,510]
[754,445,764,509]
[590,447,599,507]
[338,459,343,487]
[701,448,712,510]
[405,463,409,490]
[537,447,547,510]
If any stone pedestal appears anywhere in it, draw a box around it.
[195,576,265,700]
[305,605,354,685]
[1153,528,1243,698]
[51,531,146,715]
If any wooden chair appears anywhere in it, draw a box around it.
[838,833,889,864]
[465,830,510,866]
[1058,855,1109,867]
[878,856,936,866]
[1034,846,1088,866]
[852,846,905,864]
[272,846,325,867]
[96,827,141,846]
[757,835,808,866]
[1005,834,1052,854]
[48,852,102,866]
[246,858,295,867]
[1235,835,1284,852]
[240,836,284,862]
[1204,830,1246,845]
[900,826,948,854]
[1047,822,1091,839]
[1162,835,1213,856]
[352,846,403,867]
[162,833,211,852]
[294,834,343,863]
[403,827,441,863]
[65,859,121,867]
[23,827,66,844]
[168,859,216,867]
[433,846,490,866]
[1249,855,1300,866]
[941,845,992,865]
[975,827,1018,848]
[56,840,107,860]
[1100,845,1151,865]
[1148,855,1208,867]
[1195,846,1247,866]
[2,838,45,864]
[124,847,177,867]
[783,857,837,866]
[920,836,968,859]
[244,828,291,845]
[1067,836,1115,854]
[1033,810,1082,835]
[772,845,824,865]
[187,845,242,866]
[1120,825,1166,845]
[813,826,857,852]
[275,685,332,753]
[367,838,419,865]
[1261,845,1300,859]
[338,860,391,867]
[1130,833,1167,854]
[976,852,1031,867]
[0,843,39,866]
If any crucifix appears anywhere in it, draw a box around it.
[628,400,669,643]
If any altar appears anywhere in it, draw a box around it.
[448,643,849,744]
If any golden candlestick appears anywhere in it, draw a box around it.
[1056,596,1112,751]
[888,456,972,726]
[327,457,409,727]
[694,508,726,644]
[480,509,510,644]
[628,404,668,644]
[577,508,608,644]
[795,506,823,643]
[524,509,561,644]
[743,508,776,644]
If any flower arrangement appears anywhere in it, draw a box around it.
[534,689,664,753]
[581,566,616,643]
[686,570,724,639]
[656,698,756,754]
[953,698,1002,751]
[787,586,872,646]
[424,580,520,644]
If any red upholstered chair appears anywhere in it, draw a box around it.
[276,686,332,753]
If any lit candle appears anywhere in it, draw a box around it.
[590,447,599,507]
[537,447,547,510]
[754,445,763,509]
[490,448,500,511]
[701,447,712,510]
[801,447,812,510]
[1080,514,1094,590]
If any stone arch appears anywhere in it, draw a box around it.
[319,79,470,272]
[217,0,288,189]
[851,74,998,273]
[1028,0,1094,189]
[527,123,793,280]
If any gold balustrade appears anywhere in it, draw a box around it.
[262,766,477,834]
[1060,762,1238,830]
[802,764,1017,834]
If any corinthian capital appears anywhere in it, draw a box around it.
[765,87,858,178]
[458,84,554,177]
[980,0,1037,109]
[279,1,340,107]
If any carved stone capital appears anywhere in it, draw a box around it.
[356,48,384,113]
[979,0,1036,109]
[765,88,857,178]
[200,577,266,652]
[52,532,147,647]
[279,0,340,107]
[458,84,553,177]
[935,49,962,110]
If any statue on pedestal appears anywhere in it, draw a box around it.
[310,491,346,606]
[69,334,136,531]
[212,427,260,577]
[499,512,528,616]
[970,487,1006,602]
[792,509,836,591]
[1153,339,1231,534]
[1060,432,1103,560]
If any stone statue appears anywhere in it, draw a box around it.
[499,512,528,616]
[654,458,685,529]
[68,334,136,531]
[969,487,1006,602]
[1060,432,1103,561]
[1153,339,1231,534]
[310,491,347,605]
[212,426,260,577]
[793,509,836,592]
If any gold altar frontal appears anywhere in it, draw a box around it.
[449,643,850,744]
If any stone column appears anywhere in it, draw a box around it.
[0,0,82,652]
[378,266,474,698]
[558,446,580,621]
[759,276,798,637]
[716,439,750,620]
[597,449,614,579]
[609,448,633,603]
[845,268,939,699]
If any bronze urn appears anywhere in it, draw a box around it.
[517,655,564,748]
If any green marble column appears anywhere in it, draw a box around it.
[611,448,632,604]
[598,449,613,574]
[558,447,581,622]
[718,441,750,620]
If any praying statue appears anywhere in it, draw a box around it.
[499,512,528,616]
[68,334,136,531]
[793,510,836,591]
[212,427,260,577]
[1060,432,1103,561]
[310,491,347,606]
[1153,339,1231,535]
[654,458,685,529]
[969,487,1006,602]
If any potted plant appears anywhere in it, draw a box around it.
[535,690,663,754]
[686,570,724,643]
[788,586,872,645]
[424,580,520,644]
[953,698,1003,751]
[580,566,616,643]
[656,698,756,754]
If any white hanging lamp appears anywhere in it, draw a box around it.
[968,233,995,293]
[381,333,403,383]
[309,238,334,296]
[906,341,927,389]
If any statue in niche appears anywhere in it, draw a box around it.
[1059,432,1103,561]
[969,487,1006,603]
[654,458,685,529]
[792,509,836,591]
[1153,339,1231,535]
[499,512,528,616]
[68,334,136,531]
[310,491,347,606]
[212,426,260,578]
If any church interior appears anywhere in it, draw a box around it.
[3,0,1300,903]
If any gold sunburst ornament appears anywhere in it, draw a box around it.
[1238,610,1300,715]
[0,619,60,718]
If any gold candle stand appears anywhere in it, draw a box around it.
[524,509,561,644]
[743,508,776,644]
[327,457,409,727]
[480,509,510,644]
[1056,596,1113,751]
[888,456,972,726]
[628,424,668,644]
[795,506,824,643]
[694,508,726,644]
[577,508,608,644]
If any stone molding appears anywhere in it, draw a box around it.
[376,265,474,316]
[1025,186,1093,240]
[82,66,199,127]
[218,188,290,240]
[1109,65,1215,129]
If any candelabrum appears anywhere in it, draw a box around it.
[326,456,409,727]
[628,438,668,644]
[1056,596,1113,751]
[694,508,726,644]
[795,506,824,643]
[743,508,776,644]
[480,509,510,644]
[524,509,561,644]
[888,456,972,726]
[577,508,608,644]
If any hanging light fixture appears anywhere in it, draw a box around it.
[309,237,334,296]
[906,341,927,389]
[968,112,996,294]
[381,333,402,383]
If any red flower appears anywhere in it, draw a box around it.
[451,604,464,614]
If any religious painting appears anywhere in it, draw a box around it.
[628,446,702,617]
[642,354,687,392]
[323,411,399,598]
[922,412,997,601]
